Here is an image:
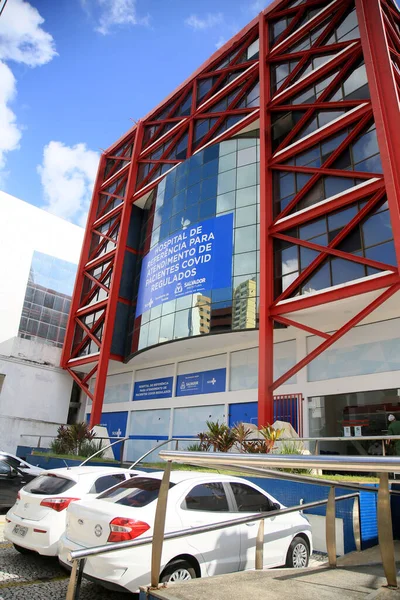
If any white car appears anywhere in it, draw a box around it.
[4,466,141,556]
[0,451,44,477]
[58,472,312,593]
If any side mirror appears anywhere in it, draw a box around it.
[11,468,20,478]
[272,502,281,511]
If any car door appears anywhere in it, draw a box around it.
[228,481,293,570]
[177,481,241,576]
[0,461,26,507]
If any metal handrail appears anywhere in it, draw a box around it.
[65,452,400,599]
[159,451,400,472]
[128,437,198,469]
[65,487,360,600]
[68,493,358,561]
[267,434,400,457]
[271,435,400,442]
[157,452,399,588]
[201,462,400,495]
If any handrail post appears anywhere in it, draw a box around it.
[66,559,80,600]
[382,439,386,456]
[120,439,125,466]
[38,436,41,449]
[314,440,319,456]
[326,486,337,567]
[377,472,398,588]
[175,439,179,450]
[255,519,264,570]
[151,460,172,588]
[352,495,361,552]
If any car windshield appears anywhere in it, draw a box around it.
[98,476,175,507]
[24,474,75,495]
[0,454,22,470]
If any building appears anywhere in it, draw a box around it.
[62,0,400,460]
[233,279,257,330]
[0,191,84,452]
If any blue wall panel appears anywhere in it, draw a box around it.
[229,402,258,427]
[247,477,378,553]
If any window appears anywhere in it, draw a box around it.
[230,482,276,512]
[24,475,75,495]
[184,482,229,512]
[90,473,127,494]
[0,460,11,475]
[0,454,22,470]
[98,477,175,507]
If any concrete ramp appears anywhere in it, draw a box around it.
[140,544,400,600]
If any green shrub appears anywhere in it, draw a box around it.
[278,441,311,474]
[49,422,100,458]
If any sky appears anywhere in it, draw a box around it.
[0,0,268,227]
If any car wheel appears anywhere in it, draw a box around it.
[160,560,196,583]
[286,536,309,568]
[13,544,34,555]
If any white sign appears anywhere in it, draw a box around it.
[344,426,351,437]
[354,425,362,437]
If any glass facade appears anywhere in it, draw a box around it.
[308,389,400,452]
[131,136,260,352]
[18,251,77,348]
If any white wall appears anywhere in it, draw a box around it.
[0,348,72,452]
[0,191,83,345]
[0,192,84,452]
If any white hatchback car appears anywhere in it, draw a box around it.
[0,451,44,477]
[5,466,141,556]
[58,471,312,593]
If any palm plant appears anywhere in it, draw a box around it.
[216,428,237,453]
[242,438,275,454]
[259,424,285,444]
[232,422,252,452]
[205,420,230,452]
[68,422,96,455]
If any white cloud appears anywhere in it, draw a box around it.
[216,36,227,49]
[0,0,56,181]
[82,0,150,35]
[0,0,56,66]
[0,61,21,176]
[185,13,224,31]
[37,142,99,226]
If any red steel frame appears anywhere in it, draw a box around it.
[62,0,400,429]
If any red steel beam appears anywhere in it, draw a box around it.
[67,368,94,401]
[273,315,331,340]
[61,155,106,368]
[258,12,274,427]
[89,121,145,427]
[356,0,400,270]
[272,282,400,390]
[271,271,400,316]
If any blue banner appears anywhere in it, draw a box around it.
[133,377,173,401]
[136,213,233,317]
[176,368,226,396]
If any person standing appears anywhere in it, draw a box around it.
[387,414,400,456]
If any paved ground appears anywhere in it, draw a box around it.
[0,510,361,600]
[143,545,400,600]
[0,511,129,599]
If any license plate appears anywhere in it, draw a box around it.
[13,524,28,537]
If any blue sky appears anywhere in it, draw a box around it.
[0,0,266,226]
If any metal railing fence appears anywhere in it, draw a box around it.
[65,452,400,599]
